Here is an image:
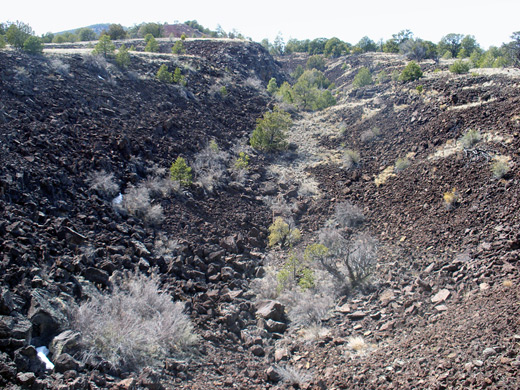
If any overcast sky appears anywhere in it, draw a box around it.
[3,0,519,49]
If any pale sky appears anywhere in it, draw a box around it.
[3,0,519,49]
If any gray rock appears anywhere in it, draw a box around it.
[54,353,81,373]
[255,300,286,322]
[0,314,32,342]
[49,330,81,358]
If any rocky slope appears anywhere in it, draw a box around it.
[1,41,519,390]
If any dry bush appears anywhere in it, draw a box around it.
[71,272,197,372]
[192,142,229,193]
[460,129,482,148]
[344,149,361,169]
[275,365,313,386]
[120,184,164,225]
[282,289,333,327]
[360,127,381,143]
[443,187,459,210]
[394,157,411,172]
[48,57,70,76]
[334,201,365,228]
[87,170,120,198]
[317,228,378,291]
[491,158,511,179]
[153,234,180,259]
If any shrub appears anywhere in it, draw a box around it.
[399,61,423,82]
[144,34,159,52]
[71,272,197,372]
[92,35,115,58]
[376,70,389,84]
[275,365,313,386]
[276,252,315,293]
[5,21,33,49]
[443,187,459,210]
[173,67,186,85]
[267,77,278,94]
[459,129,482,148]
[0,35,6,49]
[268,217,301,248]
[317,228,377,291]
[23,36,43,54]
[344,149,361,169]
[334,201,365,228]
[156,64,173,83]
[234,152,250,170]
[450,59,471,74]
[77,28,97,42]
[360,127,381,143]
[192,142,228,193]
[120,184,164,225]
[171,40,185,54]
[416,85,424,94]
[250,107,292,151]
[170,157,192,187]
[306,55,325,70]
[87,170,120,198]
[115,44,130,68]
[491,158,510,179]
[107,24,127,40]
[353,67,373,88]
[219,85,227,96]
[394,157,411,172]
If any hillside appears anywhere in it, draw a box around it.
[1,40,519,389]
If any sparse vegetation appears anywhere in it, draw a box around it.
[394,157,411,172]
[344,149,361,169]
[71,271,197,372]
[234,152,250,170]
[459,129,482,148]
[443,187,459,210]
[334,201,365,228]
[491,157,510,179]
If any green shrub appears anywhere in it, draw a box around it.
[6,21,33,49]
[157,64,173,83]
[491,158,510,179]
[459,129,482,148]
[92,35,115,58]
[144,34,159,52]
[71,271,197,372]
[394,157,411,172]
[234,152,250,170]
[268,217,301,248]
[416,85,424,94]
[170,157,192,186]
[277,252,315,293]
[353,67,373,88]
[449,59,471,74]
[250,107,292,151]
[173,67,186,85]
[306,55,325,70]
[0,35,6,49]
[376,70,388,84]
[399,61,423,82]
[23,36,43,54]
[219,85,228,96]
[267,77,278,94]
[115,44,130,68]
[172,40,185,54]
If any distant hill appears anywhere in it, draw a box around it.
[55,23,111,35]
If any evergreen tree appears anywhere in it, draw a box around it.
[116,44,130,68]
[92,35,115,58]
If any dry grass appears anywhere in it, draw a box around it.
[275,365,313,386]
[87,170,120,198]
[374,166,396,186]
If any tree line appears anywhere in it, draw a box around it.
[262,30,520,67]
